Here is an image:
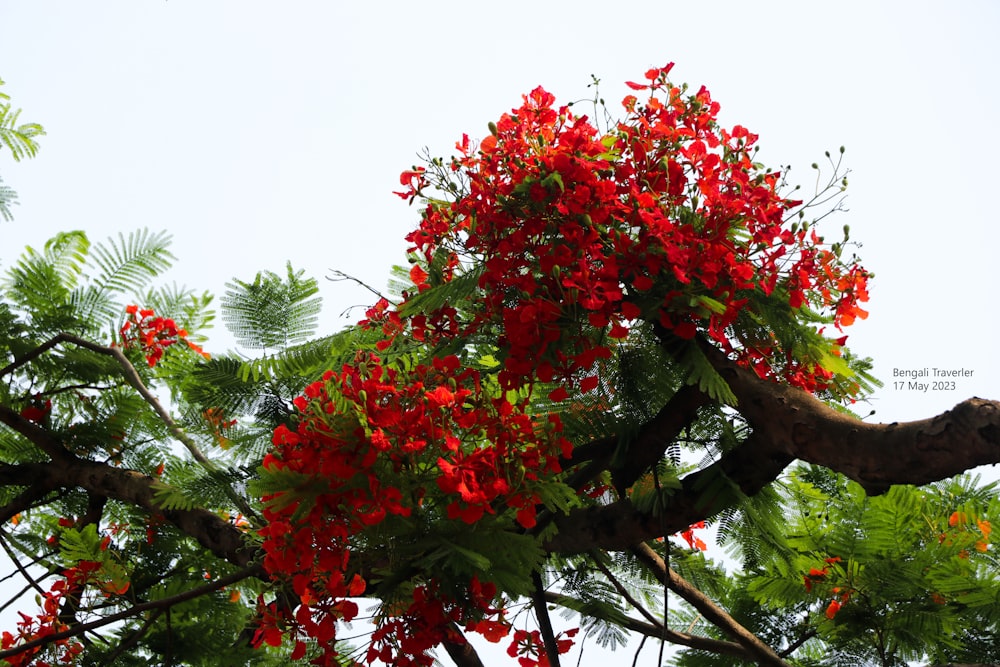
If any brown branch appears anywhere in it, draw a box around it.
[0,335,65,378]
[589,552,662,630]
[0,528,49,598]
[542,590,751,658]
[562,385,709,493]
[0,460,256,569]
[441,624,486,667]
[546,429,789,554]
[546,346,1000,554]
[631,542,790,667]
[69,458,258,568]
[701,337,1000,493]
[0,403,75,461]
[0,463,61,523]
[531,570,562,667]
[779,627,816,658]
[98,608,165,663]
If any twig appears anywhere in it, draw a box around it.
[589,551,662,631]
[327,269,389,302]
[0,529,49,597]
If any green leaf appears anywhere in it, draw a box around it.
[222,262,321,351]
[151,479,196,511]
[0,80,46,162]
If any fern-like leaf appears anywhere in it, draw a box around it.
[222,262,321,351]
[0,79,46,162]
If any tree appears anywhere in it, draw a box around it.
[0,64,998,666]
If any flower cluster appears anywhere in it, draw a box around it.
[118,305,209,367]
[397,64,869,394]
[256,64,873,664]
[202,407,237,448]
[366,578,507,667]
[507,627,579,667]
[941,510,992,557]
[679,520,707,551]
[0,554,127,666]
[257,352,570,662]
[0,577,84,666]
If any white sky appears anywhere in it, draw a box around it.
[2,1,999,664]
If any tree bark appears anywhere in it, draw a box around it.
[546,347,1000,554]
[0,459,254,569]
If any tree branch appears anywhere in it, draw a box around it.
[0,528,49,598]
[546,429,789,553]
[531,570,562,667]
[542,590,752,658]
[561,385,709,494]
[0,403,75,461]
[0,463,61,523]
[1,333,259,521]
[441,624,486,667]
[589,551,662,631]
[0,460,256,569]
[690,336,1000,492]
[631,542,790,667]
[546,344,1000,553]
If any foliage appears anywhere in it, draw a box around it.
[0,64,995,667]
[0,78,45,222]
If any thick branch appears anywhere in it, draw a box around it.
[547,350,1000,553]
[0,404,74,461]
[631,543,790,667]
[1,333,258,520]
[1,460,255,569]
[563,385,709,493]
[0,463,61,523]
[531,570,561,667]
[704,341,1000,494]
[546,429,789,553]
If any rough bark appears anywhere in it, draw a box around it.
[0,458,254,569]
[546,346,1000,554]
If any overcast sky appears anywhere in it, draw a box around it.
[2,1,999,664]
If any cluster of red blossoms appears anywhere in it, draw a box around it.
[1,574,84,666]
[0,552,127,666]
[802,556,850,619]
[397,63,869,394]
[258,351,571,664]
[256,64,872,664]
[118,305,209,367]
